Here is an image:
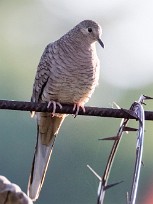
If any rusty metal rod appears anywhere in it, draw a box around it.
[0,99,152,120]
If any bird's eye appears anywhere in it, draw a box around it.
[88,27,92,33]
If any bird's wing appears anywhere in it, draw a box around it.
[31,43,54,103]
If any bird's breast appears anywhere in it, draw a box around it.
[42,45,100,104]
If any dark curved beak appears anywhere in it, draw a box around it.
[98,38,104,48]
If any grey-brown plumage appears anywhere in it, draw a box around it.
[27,20,104,201]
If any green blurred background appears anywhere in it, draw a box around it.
[0,0,153,203]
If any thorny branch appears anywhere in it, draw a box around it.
[128,95,145,204]
[87,95,151,204]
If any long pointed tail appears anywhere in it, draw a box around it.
[27,112,65,201]
[27,134,55,201]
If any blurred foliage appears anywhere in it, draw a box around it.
[0,1,153,204]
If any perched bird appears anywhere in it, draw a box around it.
[27,19,104,201]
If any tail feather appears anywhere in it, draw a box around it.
[27,135,55,201]
[27,112,65,201]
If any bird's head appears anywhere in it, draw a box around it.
[77,20,104,48]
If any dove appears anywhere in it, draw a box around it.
[27,19,104,201]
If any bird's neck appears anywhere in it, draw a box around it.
[59,37,95,56]
[59,29,96,52]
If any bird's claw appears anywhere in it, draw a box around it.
[47,101,62,117]
[73,103,85,118]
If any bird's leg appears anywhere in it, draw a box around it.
[73,102,86,118]
[47,101,62,117]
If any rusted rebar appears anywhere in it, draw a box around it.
[0,99,153,120]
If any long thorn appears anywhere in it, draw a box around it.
[87,165,101,181]
[104,180,124,190]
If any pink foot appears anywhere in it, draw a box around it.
[47,101,62,116]
[73,102,85,117]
